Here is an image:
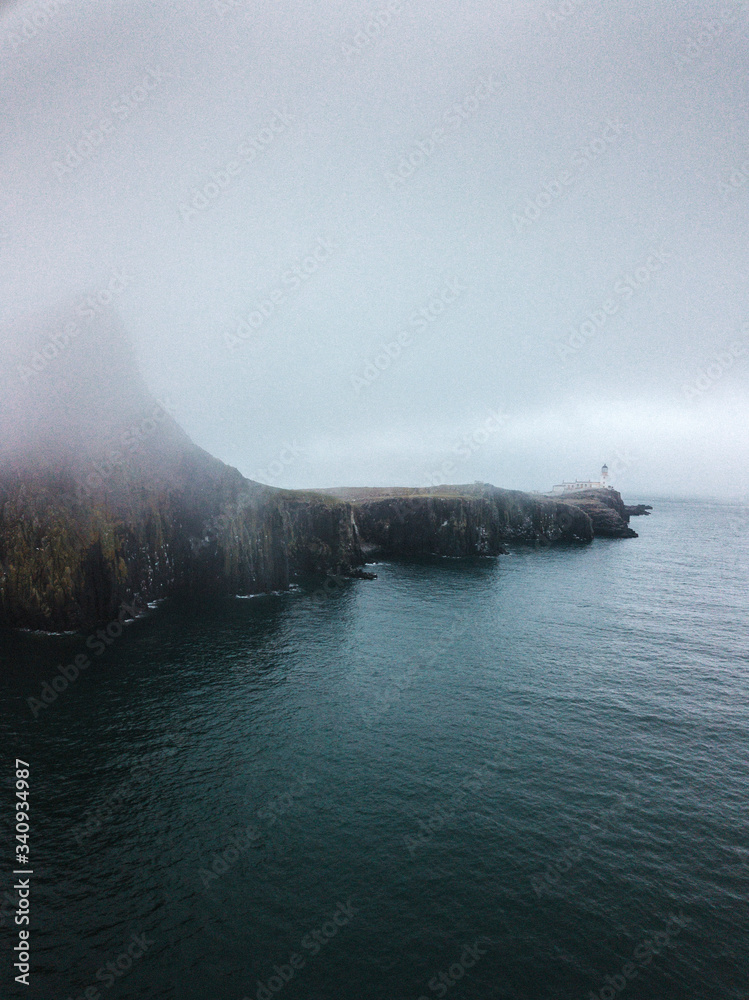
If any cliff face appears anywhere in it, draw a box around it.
[180,487,365,598]
[0,312,650,632]
[0,313,363,631]
[0,463,366,633]
[323,484,595,556]
[1,465,650,630]
[554,489,650,538]
[0,464,365,632]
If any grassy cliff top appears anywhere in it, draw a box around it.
[318,484,561,503]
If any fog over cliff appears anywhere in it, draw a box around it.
[1,0,747,497]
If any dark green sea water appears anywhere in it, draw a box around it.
[1,497,748,999]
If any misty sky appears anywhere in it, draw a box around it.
[1,0,748,497]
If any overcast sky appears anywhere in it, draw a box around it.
[1,0,747,497]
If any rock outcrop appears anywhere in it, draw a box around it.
[553,489,650,538]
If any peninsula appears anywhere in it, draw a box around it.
[0,318,650,632]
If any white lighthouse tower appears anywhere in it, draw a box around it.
[601,463,610,488]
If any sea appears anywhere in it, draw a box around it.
[1,496,747,1000]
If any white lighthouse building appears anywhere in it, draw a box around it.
[550,463,612,494]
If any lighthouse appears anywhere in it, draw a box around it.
[549,463,612,493]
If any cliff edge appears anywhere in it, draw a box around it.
[0,312,363,631]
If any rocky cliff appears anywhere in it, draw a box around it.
[0,311,364,631]
[554,489,652,538]
[0,458,365,633]
[323,484,595,556]
[0,309,650,632]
